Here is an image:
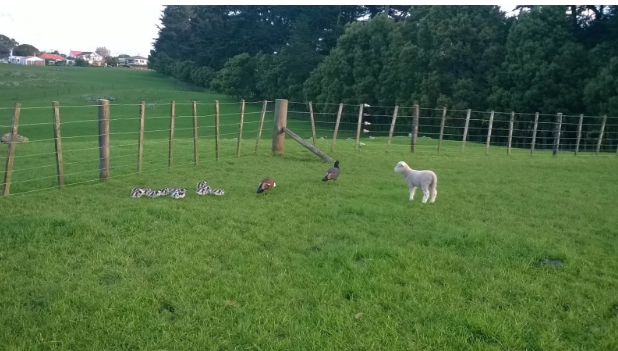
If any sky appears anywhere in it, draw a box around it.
[0,3,520,58]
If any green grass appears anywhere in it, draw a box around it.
[1,65,618,350]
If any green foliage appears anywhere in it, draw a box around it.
[13,43,39,57]
[211,53,257,98]
[584,57,618,116]
[75,58,89,67]
[0,34,18,57]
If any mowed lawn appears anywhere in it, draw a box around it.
[1,65,618,350]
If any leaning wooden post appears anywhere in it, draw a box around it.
[254,100,267,154]
[596,115,607,155]
[137,101,145,173]
[192,100,199,164]
[98,99,110,181]
[553,112,563,156]
[52,101,64,188]
[412,105,419,153]
[386,106,399,152]
[355,104,364,151]
[330,103,343,152]
[215,100,220,161]
[531,112,539,155]
[308,101,317,147]
[168,101,175,169]
[461,109,471,153]
[2,103,21,196]
[437,107,447,153]
[272,99,288,155]
[283,127,335,163]
[236,99,245,157]
[575,113,583,155]
[507,111,515,155]
[485,111,494,156]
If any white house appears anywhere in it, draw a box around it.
[8,55,44,66]
[75,51,104,66]
[126,56,148,67]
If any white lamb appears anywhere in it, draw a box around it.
[393,161,438,203]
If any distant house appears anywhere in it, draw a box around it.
[7,55,44,66]
[40,53,68,65]
[126,56,148,68]
[69,50,82,58]
[76,51,104,66]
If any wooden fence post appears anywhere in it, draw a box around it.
[596,115,607,155]
[236,99,245,157]
[575,113,583,155]
[255,100,267,154]
[553,112,562,156]
[308,101,317,147]
[168,101,175,169]
[507,111,515,155]
[531,112,539,155]
[52,101,64,188]
[215,100,220,161]
[412,105,419,153]
[282,127,335,163]
[437,107,447,153]
[192,100,199,164]
[485,111,494,156]
[331,103,343,152]
[138,101,145,173]
[355,104,364,151]
[2,103,21,196]
[386,106,399,152]
[272,99,288,154]
[98,99,110,181]
[461,109,471,153]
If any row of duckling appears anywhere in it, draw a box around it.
[131,181,224,199]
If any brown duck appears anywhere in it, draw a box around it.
[257,178,276,193]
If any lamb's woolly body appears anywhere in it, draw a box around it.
[394,161,438,203]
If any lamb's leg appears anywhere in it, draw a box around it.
[421,186,430,203]
[409,187,416,201]
[430,189,437,203]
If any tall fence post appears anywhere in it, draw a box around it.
[355,104,364,151]
[386,106,399,152]
[98,99,110,181]
[138,101,145,173]
[236,99,245,158]
[596,115,607,155]
[308,101,317,147]
[331,103,343,152]
[255,100,267,154]
[461,109,471,154]
[169,101,175,168]
[412,105,419,153]
[2,103,21,196]
[272,99,288,155]
[553,112,563,156]
[507,111,515,155]
[575,113,583,155]
[215,100,220,161]
[192,100,199,164]
[52,101,64,188]
[531,112,539,155]
[485,111,494,156]
[437,107,447,153]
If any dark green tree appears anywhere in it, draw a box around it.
[0,34,18,57]
[13,44,39,56]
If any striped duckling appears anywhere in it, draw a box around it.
[146,189,163,198]
[322,160,340,182]
[131,187,149,198]
[257,178,276,194]
[196,181,212,195]
[212,189,225,196]
[170,188,187,199]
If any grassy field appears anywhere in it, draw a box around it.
[1,65,618,350]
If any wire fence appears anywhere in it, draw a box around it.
[284,101,618,156]
[1,99,275,196]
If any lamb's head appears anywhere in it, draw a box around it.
[394,161,409,174]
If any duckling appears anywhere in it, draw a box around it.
[257,178,276,193]
[196,185,212,195]
[212,188,225,196]
[131,187,148,198]
[146,189,163,198]
[196,181,208,191]
[159,187,172,196]
[170,188,187,199]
